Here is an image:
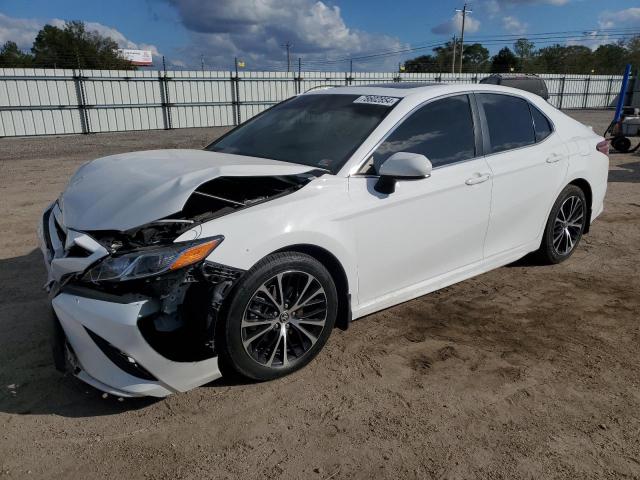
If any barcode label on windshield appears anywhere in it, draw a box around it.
[353,95,400,106]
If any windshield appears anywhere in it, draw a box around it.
[206,94,398,174]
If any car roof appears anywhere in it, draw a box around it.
[304,82,547,103]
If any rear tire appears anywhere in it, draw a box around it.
[218,252,337,381]
[611,136,631,153]
[536,185,587,264]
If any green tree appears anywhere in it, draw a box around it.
[491,47,519,73]
[514,38,535,60]
[31,21,133,69]
[534,44,593,74]
[404,54,438,73]
[432,40,459,72]
[0,41,34,67]
[462,43,490,72]
[592,43,627,74]
[626,36,640,74]
[513,38,535,71]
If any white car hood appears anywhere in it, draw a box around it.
[60,149,314,231]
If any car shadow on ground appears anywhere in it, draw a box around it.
[0,250,161,417]
[0,249,258,418]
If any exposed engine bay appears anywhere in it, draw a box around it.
[51,172,319,365]
[91,174,318,252]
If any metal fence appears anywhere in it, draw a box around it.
[0,68,625,137]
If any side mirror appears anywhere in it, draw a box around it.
[375,152,432,194]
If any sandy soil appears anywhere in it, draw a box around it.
[1,112,639,480]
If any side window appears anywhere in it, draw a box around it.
[530,104,553,142]
[478,93,535,154]
[371,95,475,170]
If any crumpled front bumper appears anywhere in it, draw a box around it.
[38,204,223,398]
[52,291,221,397]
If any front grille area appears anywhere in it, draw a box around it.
[85,328,158,381]
[202,262,245,283]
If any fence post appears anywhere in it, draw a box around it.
[582,75,591,109]
[159,71,172,130]
[73,68,90,134]
[606,75,614,107]
[296,58,302,94]
[230,73,241,126]
[558,76,566,110]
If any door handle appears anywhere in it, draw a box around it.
[546,154,562,163]
[465,173,491,185]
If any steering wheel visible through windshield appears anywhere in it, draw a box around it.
[206,94,398,174]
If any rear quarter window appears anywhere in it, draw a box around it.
[478,93,535,154]
[530,104,553,142]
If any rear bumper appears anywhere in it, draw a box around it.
[52,291,222,397]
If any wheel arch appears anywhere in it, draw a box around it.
[273,244,351,330]
[568,177,593,233]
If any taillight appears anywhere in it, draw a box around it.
[596,139,609,156]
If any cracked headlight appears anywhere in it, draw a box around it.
[83,237,223,282]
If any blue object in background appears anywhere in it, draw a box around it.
[614,64,632,123]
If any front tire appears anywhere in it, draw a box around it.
[218,252,337,381]
[536,185,587,264]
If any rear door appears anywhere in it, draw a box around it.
[477,93,568,258]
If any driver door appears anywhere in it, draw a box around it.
[348,94,492,307]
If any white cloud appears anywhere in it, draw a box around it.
[432,12,481,35]
[167,0,405,70]
[561,8,640,51]
[0,13,160,57]
[0,13,47,48]
[599,8,640,29]
[485,0,569,16]
[502,16,528,35]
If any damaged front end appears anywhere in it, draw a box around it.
[39,171,318,396]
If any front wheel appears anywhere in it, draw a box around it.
[218,252,337,381]
[536,185,587,264]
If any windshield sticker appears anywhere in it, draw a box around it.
[353,95,400,107]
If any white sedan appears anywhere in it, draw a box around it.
[38,83,609,397]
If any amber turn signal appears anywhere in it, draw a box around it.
[169,238,222,271]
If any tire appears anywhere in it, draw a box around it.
[218,252,338,381]
[611,136,631,153]
[536,184,587,264]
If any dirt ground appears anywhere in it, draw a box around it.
[1,110,639,480]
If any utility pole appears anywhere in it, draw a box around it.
[456,3,472,75]
[451,35,457,74]
[281,41,292,72]
[200,54,205,72]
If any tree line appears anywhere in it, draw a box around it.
[404,37,640,75]
[0,21,134,69]
[2,20,639,74]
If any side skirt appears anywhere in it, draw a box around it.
[351,241,540,320]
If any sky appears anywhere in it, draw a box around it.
[0,0,639,71]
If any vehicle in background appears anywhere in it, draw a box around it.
[480,73,550,101]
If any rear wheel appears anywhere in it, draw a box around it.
[536,185,587,264]
[218,252,337,381]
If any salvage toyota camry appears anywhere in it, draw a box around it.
[38,83,609,397]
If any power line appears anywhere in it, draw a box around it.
[298,29,640,67]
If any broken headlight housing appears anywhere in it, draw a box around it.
[82,236,223,283]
